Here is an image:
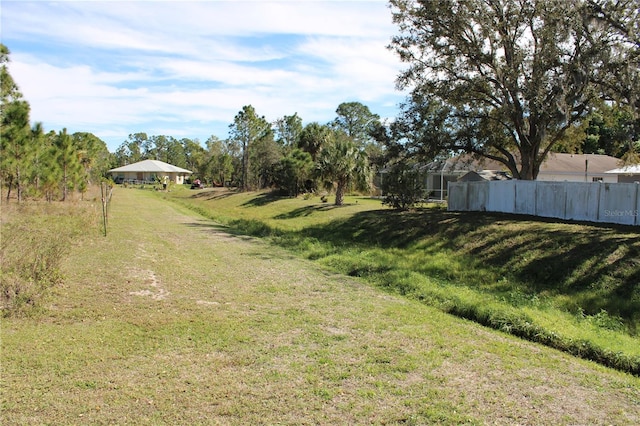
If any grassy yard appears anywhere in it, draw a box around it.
[166,186,640,374]
[1,187,639,425]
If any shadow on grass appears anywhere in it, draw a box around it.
[241,192,284,207]
[274,205,339,220]
[179,202,640,374]
[183,200,640,329]
[190,188,238,201]
[299,209,640,328]
[184,220,231,233]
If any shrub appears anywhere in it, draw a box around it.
[381,162,425,210]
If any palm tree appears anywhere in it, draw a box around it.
[316,131,371,206]
[299,122,331,161]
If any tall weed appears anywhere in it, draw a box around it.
[1,202,98,316]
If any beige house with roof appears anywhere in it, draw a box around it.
[536,153,620,183]
[421,153,623,199]
[108,160,192,185]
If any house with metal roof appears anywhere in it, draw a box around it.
[108,160,192,185]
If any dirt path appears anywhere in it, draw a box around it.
[3,188,639,425]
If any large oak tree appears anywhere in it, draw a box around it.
[389,0,638,179]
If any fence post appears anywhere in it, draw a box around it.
[564,183,568,221]
[532,181,537,216]
[596,182,602,223]
[635,183,639,226]
[100,181,113,237]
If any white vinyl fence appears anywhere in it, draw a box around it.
[448,180,640,226]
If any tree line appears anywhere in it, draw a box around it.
[1,45,112,203]
[1,41,380,206]
[114,103,381,206]
[2,0,638,207]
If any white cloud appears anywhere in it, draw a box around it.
[296,36,400,96]
[2,0,405,150]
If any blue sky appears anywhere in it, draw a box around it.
[2,1,406,152]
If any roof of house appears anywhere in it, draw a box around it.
[108,159,192,174]
[459,170,512,182]
[426,152,620,175]
[539,153,620,174]
[423,155,506,173]
[605,164,640,174]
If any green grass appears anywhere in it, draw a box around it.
[165,186,640,374]
[2,187,640,424]
[179,186,383,231]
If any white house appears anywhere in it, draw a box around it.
[108,160,192,185]
[396,152,624,200]
[605,164,640,183]
[536,153,619,183]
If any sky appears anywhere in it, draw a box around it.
[1,0,407,152]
